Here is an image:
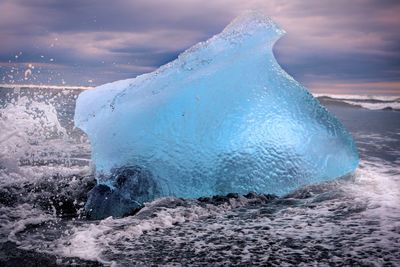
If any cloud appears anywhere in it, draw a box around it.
[0,0,399,93]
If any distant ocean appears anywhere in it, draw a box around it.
[0,85,399,266]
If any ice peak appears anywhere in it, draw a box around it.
[221,11,285,39]
[174,11,285,67]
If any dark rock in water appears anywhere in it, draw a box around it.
[198,192,277,206]
[85,166,160,220]
[84,184,142,220]
[85,166,279,219]
[198,194,240,205]
[244,192,276,200]
[112,166,160,204]
[0,241,101,267]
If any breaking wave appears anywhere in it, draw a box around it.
[315,93,400,111]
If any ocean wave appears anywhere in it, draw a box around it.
[341,100,400,110]
[314,93,400,111]
[314,93,400,102]
[0,84,92,91]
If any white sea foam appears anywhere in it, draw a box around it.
[55,157,400,265]
[58,196,257,263]
[0,96,66,172]
[0,204,54,244]
[0,94,91,185]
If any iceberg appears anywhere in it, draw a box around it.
[75,11,359,219]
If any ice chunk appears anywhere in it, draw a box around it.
[75,11,359,218]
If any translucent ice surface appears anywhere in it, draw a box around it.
[75,12,359,218]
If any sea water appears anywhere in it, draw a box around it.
[0,86,399,266]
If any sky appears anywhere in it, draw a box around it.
[0,0,399,94]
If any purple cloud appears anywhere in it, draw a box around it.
[0,0,399,94]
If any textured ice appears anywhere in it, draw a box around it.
[75,12,359,218]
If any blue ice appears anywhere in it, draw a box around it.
[75,12,359,219]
